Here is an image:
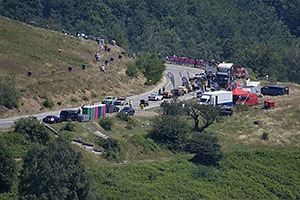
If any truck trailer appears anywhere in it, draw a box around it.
[199,91,233,106]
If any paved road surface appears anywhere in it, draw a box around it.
[0,63,203,129]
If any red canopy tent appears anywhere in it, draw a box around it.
[232,88,249,95]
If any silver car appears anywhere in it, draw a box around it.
[148,93,164,101]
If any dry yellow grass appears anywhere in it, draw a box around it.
[0,16,154,117]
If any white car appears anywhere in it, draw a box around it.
[148,93,164,101]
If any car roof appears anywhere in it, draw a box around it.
[263,85,284,89]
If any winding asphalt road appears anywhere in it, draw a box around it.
[0,63,203,129]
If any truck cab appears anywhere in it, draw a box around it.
[216,63,234,88]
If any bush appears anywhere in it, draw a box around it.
[261,132,269,140]
[130,134,159,153]
[91,93,97,99]
[14,117,54,145]
[71,98,78,102]
[149,115,189,151]
[135,53,165,85]
[62,121,75,132]
[101,138,126,162]
[126,63,139,78]
[82,95,89,101]
[42,96,54,108]
[57,101,62,106]
[99,117,114,131]
[186,132,224,165]
[0,76,19,109]
[116,112,131,122]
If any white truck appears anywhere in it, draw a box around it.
[199,91,233,106]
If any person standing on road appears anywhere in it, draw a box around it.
[129,99,132,107]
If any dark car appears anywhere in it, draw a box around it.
[42,115,61,124]
[261,85,289,96]
[120,107,135,116]
[219,106,233,116]
[106,104,120,113]
[60,110,79,121]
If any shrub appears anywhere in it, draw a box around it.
[101,138,126,162]
[130,134,159,153]
[126,63,139,78]
[42,96,54,108]
[99,117,114,131]
[82,95,89,101]
[71,97,78,102]
[261,132,269,140]
[149,115,189,151]
[0,76,19,109]
[14,117,54,145]
[91,93,97,99]
[62,121,75,132]
[116,112,131,122]
[186,132,224,165]
[57,101,62,106]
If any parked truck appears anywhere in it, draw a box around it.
[199,91,233,106]
[215,63,234,88]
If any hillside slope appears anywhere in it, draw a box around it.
[0,16,151,117]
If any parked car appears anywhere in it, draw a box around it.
[171,89,184,96]
[106,104,120,113]
[219,106,233,116]
[120,107,135,116]
[162,91,173,98]
[178,86,189,94]
[148,93,163,101]
[114,97,129,105]
[42,115,61,124]
[261,85,289,96]
[60,110,78,121]
[102,96,117,104]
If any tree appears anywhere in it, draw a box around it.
[159,100,184,116]
[19,138,91,200]
[0,140,17,193]
[186,103,219,132]
[149,115,189,151]
[186,132,224,165]
[14,117,54,145]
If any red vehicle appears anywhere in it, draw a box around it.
[233,88,258,105]
[171,89,184,96]
[235,67,246,78]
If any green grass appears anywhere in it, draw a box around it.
[89,149,300,200]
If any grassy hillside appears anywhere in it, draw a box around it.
[208,82,300,151]
[0,16,151,117]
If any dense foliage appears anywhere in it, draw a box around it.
[90,149,300,199]
[0,140,17,194]
[1,0,298,82]
[19,138,91,200]
[14,117,54,145]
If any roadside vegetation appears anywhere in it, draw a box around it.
[1,83,300,199]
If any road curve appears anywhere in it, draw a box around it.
[0,63,203,130]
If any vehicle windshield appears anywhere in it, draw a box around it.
[238,96,248,101]
[117,97,125,100]
[200,97,209,103]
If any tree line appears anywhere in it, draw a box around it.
[0,0,300,83]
